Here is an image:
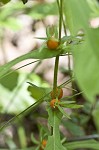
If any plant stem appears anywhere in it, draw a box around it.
[59,0,63,41]
[51,0,63,136]
[56,0,59,8]
[61,2,71,77]
[53,0,63,92]
[53,56,59,91]
[68,52,71,76]
[62,2,73,93]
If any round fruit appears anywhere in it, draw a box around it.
[40,139,47,149]
[51,88,63,99]
[47,38,59,50]
[50,99,60,108]
[42,140,47,147]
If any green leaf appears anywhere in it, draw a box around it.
[0,70,19,91]
[45,109,66,150]
[5,138,17,149]
[60,101,76,104]
[0,0,10,4]
[3,17,22,30]
[47,107,63,127]
[61,35,73,43]
[64,140,99,150]
[45,136,66,150]
[57,105,71,119]
[60,103,83,109]
[62,120,85,136]
[92,102,99,132]
[31,133,39,145]
[64,0,90,34]
[35,146,40,150]
[14,147,36,150]
[27,83,50,100]
[28,2,58,19]
[64,0,99,103]
[46,25,58,39]
[0,91,49,131]
[0,72,34,114]
[18,126,27,148]
[35,37,47,40]
[38,125,50,141]
[0,47,61,80]
[87,0,99,17]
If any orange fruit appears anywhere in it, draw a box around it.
[40,139,47,149]
[50,99,60,108]
[42,140,47,147]
[51,88,63,99]
[47,38,59,50]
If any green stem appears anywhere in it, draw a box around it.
[56,0,59,8]
[53,56,59,90]
[68,52,71,75]
[61,1,71,76]
[59,0,63,41]
[53,0,63,92]
[62,1,73,93]
[51,0,63,136]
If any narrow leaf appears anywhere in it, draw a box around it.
[31,133,39,145]
[45,111,66,150]
[60,101,76,104]
[64,140,99,150]
[0,47,60,79]
[0,92,50,131]
[61,104,83,109]
[57,105,71,119]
